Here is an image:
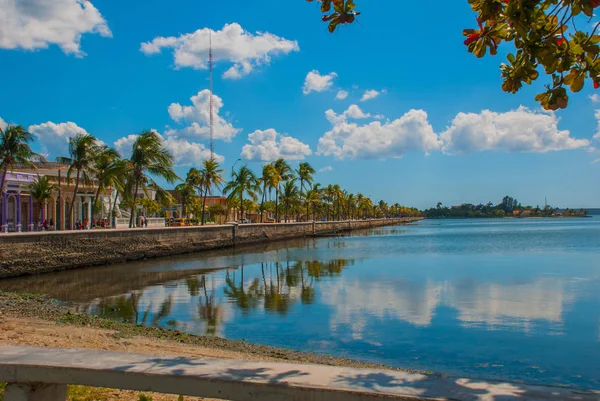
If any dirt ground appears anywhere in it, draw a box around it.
[0,317,285,401]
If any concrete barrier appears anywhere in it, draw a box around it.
[0,218,421,279]
[0,346,597,401]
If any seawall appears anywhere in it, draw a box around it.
[0,218,421,279]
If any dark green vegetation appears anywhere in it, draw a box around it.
[424,195,589,218]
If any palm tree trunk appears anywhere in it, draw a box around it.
[67,170,81,230]
[260,183,266,223]
[298,178,303,222]
[240,192,244,221]
[201,185,208,225]
[111,190,119,228]
[306,202,310,222]
[0,167,8,195]
[128,179,140,228]
[275,189,279,223]
[91,185,102,224]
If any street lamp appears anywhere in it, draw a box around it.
[231,158,242,175]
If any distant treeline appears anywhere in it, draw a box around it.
[424,196,589,219]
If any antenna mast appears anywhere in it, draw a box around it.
[209,30,214,160]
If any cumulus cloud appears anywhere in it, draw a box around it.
[167,90,241,142]
[360,89,386,102]
[440,107,589,154]
[324,104,371,126]
[0,117,7,131]
[593,110,600,142]
[140,23,298,79]
[303,70,337,94]
[241,129,311,162]
[0,0,111,56]
[318,106,440,159]
[29,121,91,158]
[336,90,348,100]
[114,132,223,166]
[319,166,333,172]
[590,94,600,103]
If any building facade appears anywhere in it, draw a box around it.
[1,162,113,233]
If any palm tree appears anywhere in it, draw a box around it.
[127,131,179,228]
[90,146,122,223]
[305,183,321,221]
[200,159,225,225]
[296,162,315,221]
[109,159,131,226]
[272,158,294,222]
[223,165,259,221]
[332,184,343,220]
[175,182,196,218]
[280,180,300,223]
[29,174,57,225]
[0,125,40,194]
[57,133,99,229]
[258,164,277,223]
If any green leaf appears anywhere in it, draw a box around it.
[571,74,584,92]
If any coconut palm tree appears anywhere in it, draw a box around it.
[296,162,315,220]
[57,133,99,229]
[272,158,294,222]
[280,180,300,223]
[200,159,225,225]
[304,183,321,221]
[258,163,277,223]
[127,131,179,228]
[90,146,122,222]
[223,165,259,221]
[29,174,57,226]
[0,125,40,194]
[175,182,196,218]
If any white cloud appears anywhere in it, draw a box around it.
[360,89,385,102]
[590,94,600,103]
[594,110,600,141]
[140,23,299,79]
[114,132,223,166]
[324,104,371,125]
[167,90,241,142]
[441,107,589,154]
[318,106,440,159]
[303,70,337,94]
[336,90,348,100]
[241,129,311,162]
[0,117,7,131]
[319,166,333,172]
[29,121,91,158]
[0,0,111,57]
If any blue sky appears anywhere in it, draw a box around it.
[0,0,599,209]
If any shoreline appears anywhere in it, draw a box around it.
[0,290,424,400]
[0,291,420,373]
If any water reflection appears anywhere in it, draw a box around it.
[2,219,599,388]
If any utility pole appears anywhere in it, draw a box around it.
[209,30,214,160]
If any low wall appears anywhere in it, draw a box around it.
[0,218,421,279]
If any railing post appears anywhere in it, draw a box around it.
[5,383,67,401]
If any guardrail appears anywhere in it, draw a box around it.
[0,346,598,401]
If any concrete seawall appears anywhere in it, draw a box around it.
[0,218,421,279]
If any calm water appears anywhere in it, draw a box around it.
[2,218,600,389]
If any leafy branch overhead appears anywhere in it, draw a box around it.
[310,0,600,110]
[306,0,360,32]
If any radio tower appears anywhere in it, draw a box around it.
[209,30,215,160]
